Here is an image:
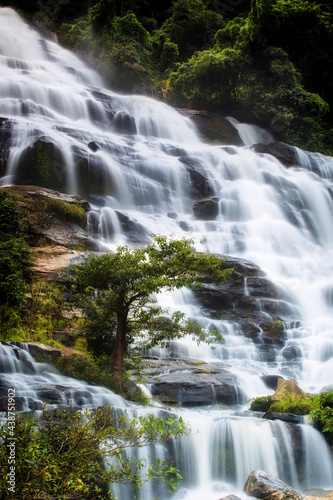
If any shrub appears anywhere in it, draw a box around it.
[250,395,272,412]
[309,390,333,443]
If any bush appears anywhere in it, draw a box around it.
[250,395,272,412]
[310,390,333,443]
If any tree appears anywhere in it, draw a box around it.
[0,406,189,499]
[71,235,232,385]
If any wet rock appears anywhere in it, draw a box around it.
[261,375,282,390]
[193,196,220,220]
[251,142,298,167]
[0,395,25,411]
[281,345,302,361]
[244,470,302,500]
[180,156,215,198]
[0,117,14,177]
[115,211,150,244]
[262,410,303,424]
[88,141,99,152]
[177,109,242,146]
[15,137,66,192]
[73,147,115,197]
[114,112,137,134]
[35,386,63,403]
[147,359,242,407]
[179,220,192,232]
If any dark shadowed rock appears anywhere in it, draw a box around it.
[251,142,298,167]
[115,211,150,244]
[261,375,282,390]
[244,470,302,500]
[177,109,242,146]
[179,156,215,198]
[114,112,137,134]
[15,137,66,192]
[262,410,303,424]
[145,359,243,407]
[193,197,220,220]
[0,117,14,178]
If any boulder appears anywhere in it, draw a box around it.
[271,379,305,402]
[15,138,67,192]
[179,156,215,198]
[115,211,150,244]
[177,109,242,146]
[27,343,62,363]
[193,196,220,220]
[244,470,302,500]
[147,360,243,407]
[261,410,303,424]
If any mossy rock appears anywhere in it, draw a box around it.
[15,139,67,192]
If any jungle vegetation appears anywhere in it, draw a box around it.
[5,0,333,154]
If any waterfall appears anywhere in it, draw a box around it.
[1,7,333,499]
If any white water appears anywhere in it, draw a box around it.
[1,7,333,499]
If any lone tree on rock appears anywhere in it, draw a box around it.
[71,235,232,386]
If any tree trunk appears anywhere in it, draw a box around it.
[110,310,127,388]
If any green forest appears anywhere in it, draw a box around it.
[4,0,333,154]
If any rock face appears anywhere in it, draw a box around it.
[244,470,302,500]
[143,358,244,406]
[31,245,80,280]
[193,256,295,353]
[2,185,92,250]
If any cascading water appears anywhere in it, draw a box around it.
[1,7,333,500]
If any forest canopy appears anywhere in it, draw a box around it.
[4,0,333,153]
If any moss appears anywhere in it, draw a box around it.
[269,395,314,415]
[15,140,67,192]
[263,320,284,340]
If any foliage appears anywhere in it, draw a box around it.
[0,280,69,347]
[160,0,224,59]
[69,235,233,384]
[309,390,333,443]
[167,47,248,112]
[250,0,333,104]
[6,0,333,153]
[0,406,189,499]
[0,191,31,315]
[269,395,314,415]
[249,395,272,412]
[56,353,125,394]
